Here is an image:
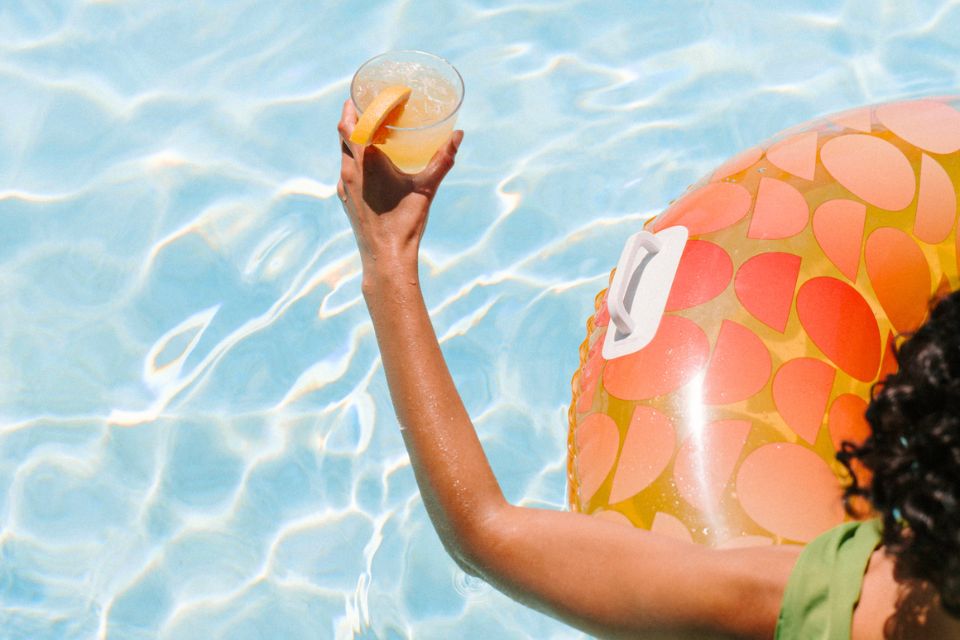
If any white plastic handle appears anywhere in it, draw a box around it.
[607,231,663,335]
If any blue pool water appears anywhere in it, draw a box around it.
[2,1,959,638]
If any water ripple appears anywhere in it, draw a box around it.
[3,0,960,638]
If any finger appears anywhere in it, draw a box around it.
[339,100,365,191]
[337,99,358,140]
[340,138,360,190]
[416,130,464,189]
[337,99,363,162]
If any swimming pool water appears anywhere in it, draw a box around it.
[2,1,959,638]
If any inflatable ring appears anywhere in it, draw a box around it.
[568,97,960,547]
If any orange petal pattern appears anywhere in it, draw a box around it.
[772,358,836,444]
[876,99,960,154]
[766,131,818,180]
[674,420,751,511]
[569,97,960,548]
[736,443,845,542]
[915,153,957,244]
[820,134,915,210]
[865,227,931,334]
[575,413,620,503]
[665,240,733,311]
[812,199,866,282]
[651,512,694,543]
[796,277,881,382]
[734,252,802,332]
[603,316,710,400]
[878,332,898,382]
[748,177,810,239]
[702,320,771,405]
[827,394,870,452]
[830,107,872,132]
[652,182,752,235]
[609,406,676,503]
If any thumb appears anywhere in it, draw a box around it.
[416,130,464,190]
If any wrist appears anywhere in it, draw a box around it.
[361,254,420,297]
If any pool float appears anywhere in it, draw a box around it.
[568,97,960,547]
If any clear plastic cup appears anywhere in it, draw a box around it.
[350,50,464,173]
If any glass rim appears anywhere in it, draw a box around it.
[350,50,464,132]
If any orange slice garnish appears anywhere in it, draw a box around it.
[349,85,412,145]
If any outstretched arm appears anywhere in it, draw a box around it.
[336,100,799,639]
[336,100,501,567]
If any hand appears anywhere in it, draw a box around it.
[337,99,464,276]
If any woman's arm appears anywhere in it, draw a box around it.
[336,100,800,639]
[337,100,502,569]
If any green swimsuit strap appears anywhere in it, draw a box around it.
[775,519,883,640]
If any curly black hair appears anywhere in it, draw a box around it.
[838,289,960,617]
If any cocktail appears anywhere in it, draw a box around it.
[350,50,464,173]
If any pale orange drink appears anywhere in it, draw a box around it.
[350,51,463,173]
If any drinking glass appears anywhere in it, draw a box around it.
[350,50,464,173]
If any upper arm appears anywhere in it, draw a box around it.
[461,504,801,640]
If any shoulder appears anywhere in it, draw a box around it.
[854,549,960,640]
[853,548,898,639]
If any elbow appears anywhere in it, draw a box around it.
[450,551,483,578]
[444,499,513,578]
[442,532,484,578]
